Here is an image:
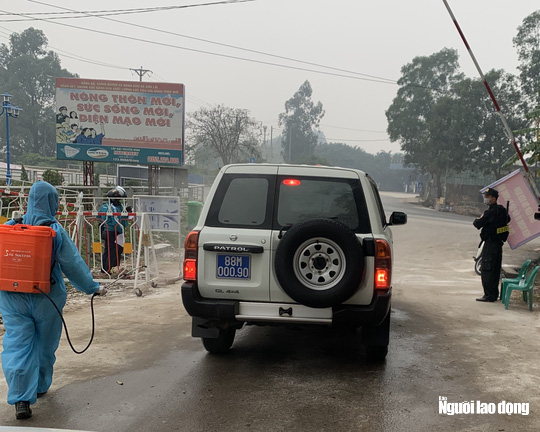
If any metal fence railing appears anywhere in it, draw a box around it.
[0,185,168,295]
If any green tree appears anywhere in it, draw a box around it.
[512,11,540,171]
[314,143,406,191]
[279,80,325,163]
[20,164,28,182]
[0,28,76,158]
[507,103,540,171]
[513,11,540,109]
[187,104,262,166]
[315,142,374,171]
[391,153,405,164]
[386,48,465,198]
[18,152,69,167]
[453,70,524,178]
[42,169,64,185]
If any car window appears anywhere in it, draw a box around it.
[276,177,361,230]
[369,178,387,227]
[218,177,268,225]
[206,174,275,228]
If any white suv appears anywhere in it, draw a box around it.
[182,164,406,360]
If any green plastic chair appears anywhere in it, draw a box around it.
[500,259,532,302]
[504,266,539,311]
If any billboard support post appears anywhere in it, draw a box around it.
[83,161,94,186]
[148,165,159,195]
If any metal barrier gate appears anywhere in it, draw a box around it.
[1,185,160,296]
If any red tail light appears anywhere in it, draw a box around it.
[374,239,391,291]
[183,230,199,281]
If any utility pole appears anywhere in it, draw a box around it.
[263,125,267,159]
[130,66,157,194]
[288,126,292,164]
[270,126,273,160]
[130,66,152,82]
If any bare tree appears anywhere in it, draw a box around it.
[187,105,262,166]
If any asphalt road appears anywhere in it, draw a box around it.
[1,192,539,431]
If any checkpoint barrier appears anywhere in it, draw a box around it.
[0,186,29,225]
[66,211,159,295]
[60,202,160,296]
[0,185,161,296]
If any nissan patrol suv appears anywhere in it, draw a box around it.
[182,164,406,360]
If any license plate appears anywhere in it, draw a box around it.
[216,254,250,279]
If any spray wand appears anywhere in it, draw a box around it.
[35,265,147,354]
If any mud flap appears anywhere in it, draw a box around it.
[361,310,390,346]
[192,317,220,338]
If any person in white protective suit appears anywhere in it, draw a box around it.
[0,181,107,420]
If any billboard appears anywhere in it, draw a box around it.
[55,78,184,166]
[482,169,540,250]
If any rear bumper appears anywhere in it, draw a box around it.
[181,281,239,321]
[181,281,391,328]
[332,289,391,327]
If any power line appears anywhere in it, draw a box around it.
[1,15,400,150]
[130,66,152,82]
[1,0,259,21]
[146,73,212,108]
[0,24,128,70]
[56,51,127,69]
[11,1,397,85]
[0,28,393,137]
[2,24,234,109]
[325,138,390,142]
[320,124,387,133]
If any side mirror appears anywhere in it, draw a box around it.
[388,211,407,226]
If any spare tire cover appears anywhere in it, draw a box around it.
[274,218,365,308]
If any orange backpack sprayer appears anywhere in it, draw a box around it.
[0,224,56,294]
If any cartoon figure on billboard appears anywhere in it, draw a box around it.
[56,106,68,125]
[68,111,79,127]
[75,127,92,144]
[75,123,106,145]
[56,121,72,144]
[89,123,105,144]
[69,124,79,142]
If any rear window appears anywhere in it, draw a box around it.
[206,173,371,232]
[206,174,275,228]
[219,178,267,225]
[276,176,369,232]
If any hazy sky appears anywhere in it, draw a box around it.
[2,0,539,155]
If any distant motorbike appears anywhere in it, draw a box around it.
[473,241,484,275]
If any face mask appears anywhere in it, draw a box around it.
[484,198,491,205]
[112,199,121,207]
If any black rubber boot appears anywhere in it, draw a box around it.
[15,401,32,420]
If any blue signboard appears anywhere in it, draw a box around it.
[57,144,182,165]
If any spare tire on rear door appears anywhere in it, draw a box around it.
[274,218,365,308]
